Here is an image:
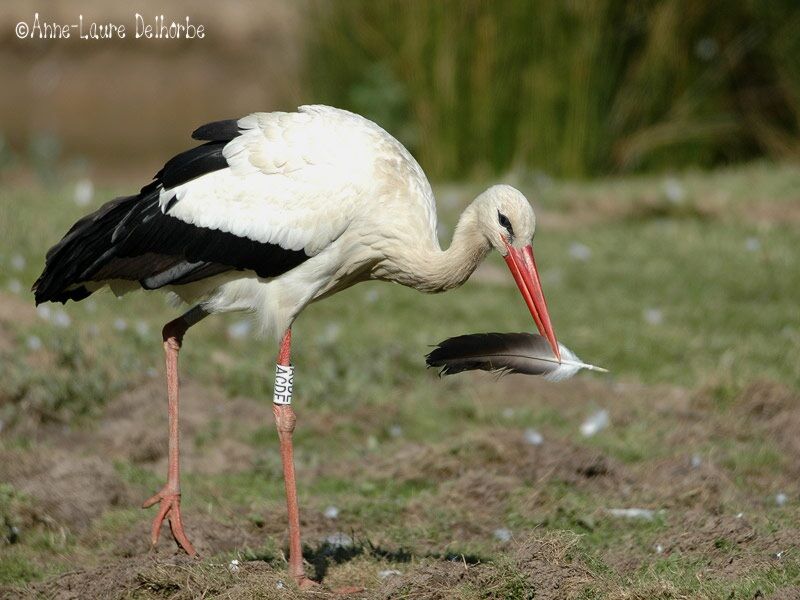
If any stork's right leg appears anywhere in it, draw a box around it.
[272,329,317,588]
[142,306,207,555]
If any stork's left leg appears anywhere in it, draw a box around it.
[272,329,317,588]
[142,306,207,556]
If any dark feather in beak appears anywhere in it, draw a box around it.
[426,332,607,380]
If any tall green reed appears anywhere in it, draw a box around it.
[305,0,800,179]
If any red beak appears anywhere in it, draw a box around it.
[503,241,561,360]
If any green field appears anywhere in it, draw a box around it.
[1,163,799,598]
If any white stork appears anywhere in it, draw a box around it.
[33,105,559,588]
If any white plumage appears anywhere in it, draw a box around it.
[150,105,447,337]
[159,106,437,251]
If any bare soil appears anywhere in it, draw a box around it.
[1,371,799,598]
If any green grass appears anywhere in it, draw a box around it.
[1,163,799,597]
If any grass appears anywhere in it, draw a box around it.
[0,162,799,597]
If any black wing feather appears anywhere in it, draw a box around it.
[191,119,240,142]
[158,142,228,189]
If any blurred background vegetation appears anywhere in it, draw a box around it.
[1,0,799,182]
[308,0,800,178]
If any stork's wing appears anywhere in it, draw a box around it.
[158,109,367,256]
[33,106,384,304]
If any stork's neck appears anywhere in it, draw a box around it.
[386,201,491,293]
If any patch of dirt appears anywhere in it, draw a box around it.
[627,455,736,512]
[357,428,623,546]
[735,381,800,471]
[378,427,621,492]
[768,586,800,600]
[0,376,270,541]
[400,469,521,540]
[109,512,266,559]
[435,470,518,515]
[493,533,599,599]
[85,378,265,476]
[651,511,796,581]
[604,506,798,580]
[661,513,756,558]
[0,447,135,531]
[378,532,597,600]
[14,555,297,600]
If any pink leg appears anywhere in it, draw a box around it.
[272,329,317,588]
[142,307,206,556]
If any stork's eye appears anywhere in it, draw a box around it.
[497,211,514,237]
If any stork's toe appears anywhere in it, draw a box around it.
[142,489,197,557]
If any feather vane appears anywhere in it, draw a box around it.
[426,332,607,381]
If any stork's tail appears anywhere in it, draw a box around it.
[32,193,143,305]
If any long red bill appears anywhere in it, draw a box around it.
[503,241,561,361]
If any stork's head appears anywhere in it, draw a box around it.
[475,184,560,360]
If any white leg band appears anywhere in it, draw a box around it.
[273,363,294,405]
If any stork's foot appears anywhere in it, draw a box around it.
[295,576,319,590]
[142,488,197,556]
